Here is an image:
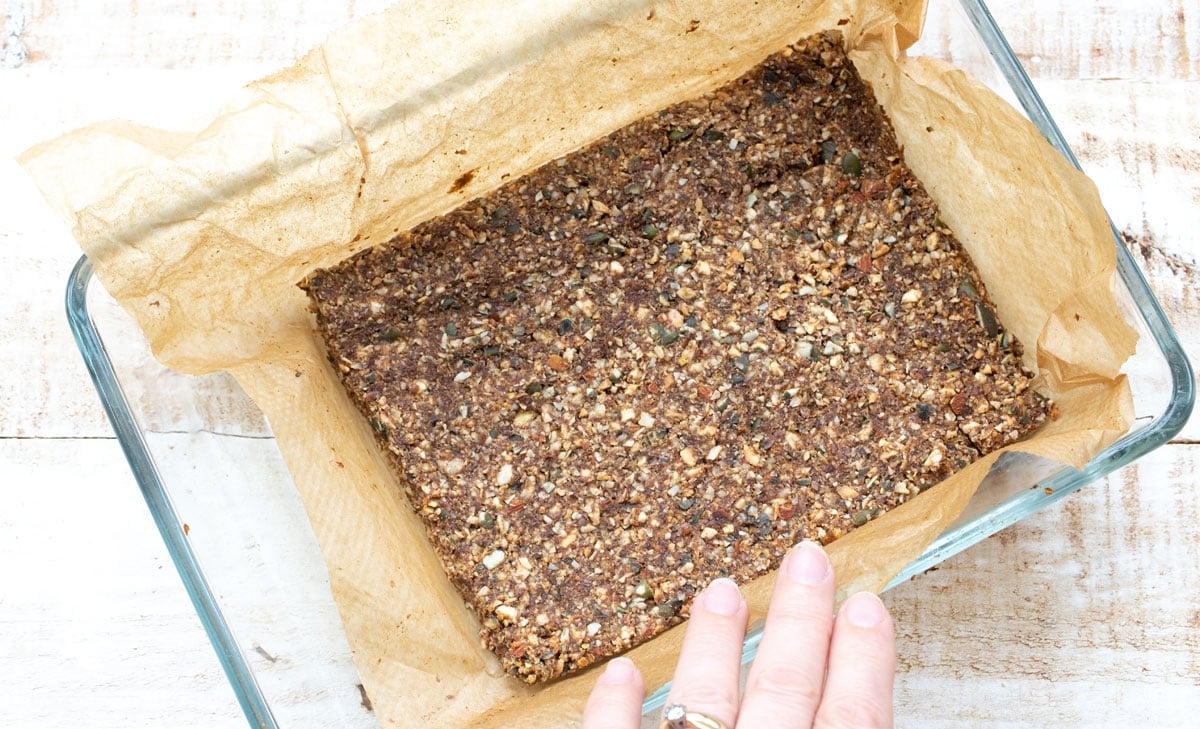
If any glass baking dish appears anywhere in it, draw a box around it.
[65,0,1193,726]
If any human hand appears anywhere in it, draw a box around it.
[580,541,895,729]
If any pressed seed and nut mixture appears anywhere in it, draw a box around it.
[302,31,1050,684]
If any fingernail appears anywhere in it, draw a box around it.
[703,577,743,616]
[785,541,832,585]
[842,592,886,628]
[598,657,637,685]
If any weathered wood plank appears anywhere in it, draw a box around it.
[1038,80,1200,264]
[987,0,1198,81]
[890,444,1200,727]
[4,1,1196,79]
[0,435,377,728]
[0,438,245,728]
[907,0,1198,81]
[3,0,393,69]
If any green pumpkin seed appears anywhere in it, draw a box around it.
[841,151,862,176]
[975,301,999,338]
[820,141,837,164]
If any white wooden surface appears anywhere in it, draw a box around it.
[2,1,1197,727]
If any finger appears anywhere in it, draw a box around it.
[737,541,836,728]
[813,592,896,729]
[664,577,748,729]
[581,657,645,729]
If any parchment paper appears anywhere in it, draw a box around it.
[22,0,1135,726]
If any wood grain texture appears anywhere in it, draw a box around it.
[4,1,394,68]
[890,446,1200,727]
[933,0,1199,80]
[0,439,244,728]
[6,0,1193,78]
[2,1,1198,728]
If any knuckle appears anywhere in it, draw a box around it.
[771,587,834,619]
[816,694,892,729]
[770,601,835,633]
[746,663,824,714]
[671,681,739,719]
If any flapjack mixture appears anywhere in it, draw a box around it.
[302,31,1049,683]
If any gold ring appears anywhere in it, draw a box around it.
[659,703,728,729]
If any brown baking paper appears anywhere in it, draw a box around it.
[22,0,1135,725]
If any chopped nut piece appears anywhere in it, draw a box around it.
[923,446,945,469]
[744,447,763,466]
[438,458,465,476]
[483,550,506,570]
[680,447,698,467]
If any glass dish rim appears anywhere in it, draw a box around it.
[63,0,1194,725]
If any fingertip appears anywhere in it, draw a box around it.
[782,540,833,585]
[817,592,896,728]
[582,657,646,729]
[840,591,889,629]
[597,656,641,686]
[700,577,746,616]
